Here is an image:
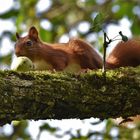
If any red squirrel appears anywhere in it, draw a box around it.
[15,26,102,72]
[106,39,140,69]
[106,39,140,125]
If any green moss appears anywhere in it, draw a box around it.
[0,66,140,122]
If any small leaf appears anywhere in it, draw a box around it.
[40,28,53,42]
[85,0,96,6]
[39,123,58,133]
[131,20,140,35]
[0,9,19,19]
[119,31,128,42]
[105,119,114,134]
[91,13,104,32]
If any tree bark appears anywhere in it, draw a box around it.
[0,67,140,125]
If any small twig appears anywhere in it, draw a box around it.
[102,32,111,75]
[102,31,128,76]
[119,118,133,125]
[102,32,107,74]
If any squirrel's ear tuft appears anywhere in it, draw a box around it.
[16,32,20,40]
[29,26,38,40]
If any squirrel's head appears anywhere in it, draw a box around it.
[15,26,41,61]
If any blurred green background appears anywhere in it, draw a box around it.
[1,0,140,140]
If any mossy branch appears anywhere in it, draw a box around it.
[0,67,140,125]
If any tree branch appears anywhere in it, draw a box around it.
[0,67,140,125]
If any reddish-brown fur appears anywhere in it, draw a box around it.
[106,39,140,125]
[106,39,140,69]
[15,26,102,71]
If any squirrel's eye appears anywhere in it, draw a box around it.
[26,40,33,46]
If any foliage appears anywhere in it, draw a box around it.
[0,0,140,139]
[1,120,140,140]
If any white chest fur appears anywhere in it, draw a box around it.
[64,63,81,72]
[34,59,81,72]
[34,60,53,70]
